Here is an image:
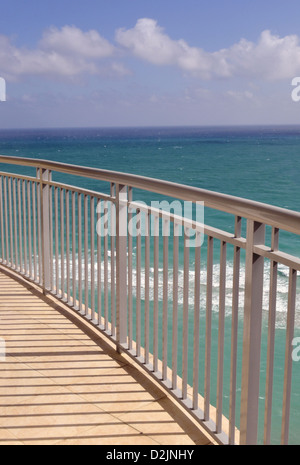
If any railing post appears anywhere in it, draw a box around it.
[116,184,128,353]
[38,168,52,293]
[240,220,265,445]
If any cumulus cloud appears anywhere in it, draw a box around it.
[40,25,115,59]
[224,30,300,80]
[115,18,218,78]
[0,26,119,79]
[116,18,300,80]
[2,19,300,83]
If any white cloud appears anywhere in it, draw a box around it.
[223,30,300,80]
[40,25,115,59]
[0,26,119,79]
[116,18,300,80]
[2,19,300,84]
[115,18,217,78]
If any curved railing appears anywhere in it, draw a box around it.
[0,155,299,445]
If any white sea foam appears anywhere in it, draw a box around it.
[51,252,300,329]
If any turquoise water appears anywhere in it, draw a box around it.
[0,125,299,444]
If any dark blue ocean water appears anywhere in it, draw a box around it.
[0,125,300,248]
[0,125,299,444]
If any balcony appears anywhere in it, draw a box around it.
[0,155,299,445]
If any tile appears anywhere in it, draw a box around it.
[0,380,72,407]
[25,357,126,378]
[0,399,126,445]
[0,372,56,388]
[0,356,56,395]
[55,423,160,446]
[0,427,24,445]
[82,387,163,415]
[0,271,213,446]
[71,364,165,415]
[0,390,91,419]
[116,398,211,445]
[63,371,144,393]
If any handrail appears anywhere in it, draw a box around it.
[0,155,299,446]
[0,155,299,234]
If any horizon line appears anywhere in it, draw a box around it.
[1,123,300,132]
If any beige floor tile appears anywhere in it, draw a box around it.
[72,364,165,415]
[0,381,75,407]
[3,335,88,347]
[0,401,129,445]
[54,423,160,446]
[65,372,147,393]
[0,391,96,418]
[25,358,126,378]
[0,372,56,388]
[0,427,24,445]
[0,380,63,399]
[0,357,56,395]
[116,397,211,445]
[75,387,161,415]
[0,270,213,446]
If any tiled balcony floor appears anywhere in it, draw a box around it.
[0,269,213,446]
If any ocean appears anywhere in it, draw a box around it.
[0,125,299,444]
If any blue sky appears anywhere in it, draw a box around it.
[1,0,300,128]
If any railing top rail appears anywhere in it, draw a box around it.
[0,154,299,235]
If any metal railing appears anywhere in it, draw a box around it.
[0,155,299,445]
